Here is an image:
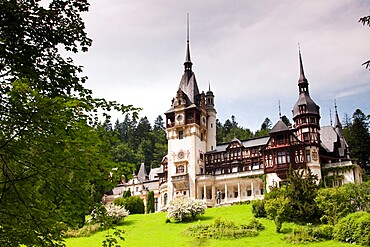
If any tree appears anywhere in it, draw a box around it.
[261,117,272,130]
[343,109,370,173]
[0,1,135,246]
[281,115,291,126]
[264,189,292,233]
[146,191,155,214]
[359,15,370,70]
[315,186,355,225]
[285,168,320,222]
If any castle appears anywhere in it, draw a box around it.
[112,27,362,212]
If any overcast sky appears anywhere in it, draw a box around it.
[72,0,370,132]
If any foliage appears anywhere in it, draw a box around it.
[0,0,138,246]
[111,114,167,174]
[114,196,145,214]
[102,228,125,247]
[333,211,370,246]
[63,224,102,238]
[88,204,128,228]
[261,117,272,130]
[183,217,263,239]
[167,196,206,222]
[146,191,155,214]
[251,199,267,218]
[284,224,333,244]
[264,193,292,233]
[314,181,370,225]
[343,109,370,173]
[285,168,320,222]
[65,203,356,247]
[122,189,132,198]
[359,16,370,70]
[105,204,129,225]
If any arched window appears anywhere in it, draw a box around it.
[164,193,168,206]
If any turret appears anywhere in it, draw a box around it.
[206,84,217,151]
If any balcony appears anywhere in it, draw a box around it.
[171,173,189,190]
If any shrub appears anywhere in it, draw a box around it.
[284,224,333,244]
[333,211,370,246]
[183,218,262,239]
[167,196,206,222]
[265,195,292,233]
[315,186,356,225]
[284,226,317,244]
[105,203,129,224]
[88,203,129,227]
[244,218,265,231]
[251,199,266,218]
[114,196,144,214]
[312,224,333,240]
[63,224,102,238]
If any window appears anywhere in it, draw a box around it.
[252,162,260,170]
[303,133,309,142]
[211,123,213,128]
[164,193,168,205]
[306,151,311,163]
[200,153,204,160]
[176,165,184,174]
[277,152,286,164]
[178,130,183,139]
[200,133,203,141]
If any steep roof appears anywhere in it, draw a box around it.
[137,163,148,182]
[292,50,320,119]
[270,119,290,133]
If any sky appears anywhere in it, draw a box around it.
[71,0,370,132]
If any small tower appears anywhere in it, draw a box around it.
[206,84,217,152]
[292,50,321,179]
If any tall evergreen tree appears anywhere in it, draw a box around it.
[343,109,370,173]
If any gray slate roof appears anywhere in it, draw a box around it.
[270,119,289,133]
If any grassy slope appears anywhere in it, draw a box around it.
[65,204,353,247]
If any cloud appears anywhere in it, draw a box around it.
[72,0,370,131]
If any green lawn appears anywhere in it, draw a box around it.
[65,204,354,247]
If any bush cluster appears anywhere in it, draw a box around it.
[114,196,145,214]
[333,211,370,246]
[251,199,266,218]
[167,196,206,222]
[284,225,333,244]
[89,203,129,227]
[183,218,263,239]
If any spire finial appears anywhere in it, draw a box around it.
[278,100,282,118]
[184,13,193,71]
[208,81,211,91]
[187,13,189,44]
[329,108,333,126]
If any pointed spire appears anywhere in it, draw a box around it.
[298,46,309,95]
[334,99,343,137]
[184,13,193,71]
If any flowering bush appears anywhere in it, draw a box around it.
[89,203,129,227]
[105,203,129,224]
[167,196,206,222]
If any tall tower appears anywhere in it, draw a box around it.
[292,50,321,179]
[164,16,208,201]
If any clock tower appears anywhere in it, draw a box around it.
[164,17,212,202]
